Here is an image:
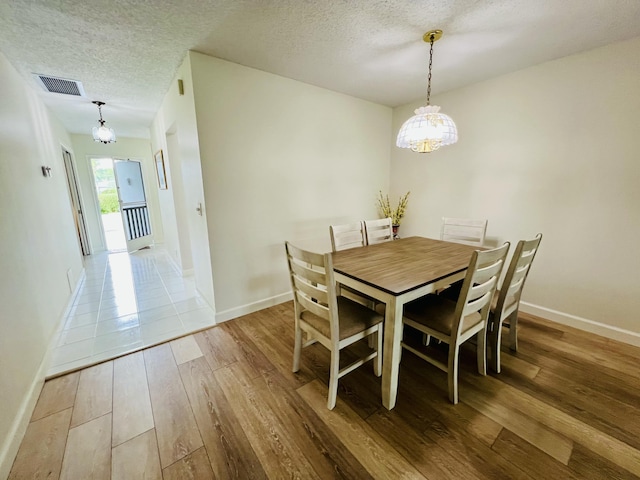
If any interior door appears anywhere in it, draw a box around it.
[113,159,152,252]
[62,148,90,255]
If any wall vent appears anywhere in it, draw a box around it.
[33,74,86,97]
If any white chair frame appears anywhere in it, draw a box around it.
[329,221,367,252]
[401,242,510,404]
[488,234,542,373]
[286,241,383,409]
[364,218,393,245]
[441,217,488,247]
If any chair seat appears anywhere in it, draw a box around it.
[301,296,383,340]
[403,295,481,337]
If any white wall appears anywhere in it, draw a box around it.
[0,53,84,479]
[151,54,214,305]
[69,134,161,253]
[189,52,392,320]
[391,36,640,343]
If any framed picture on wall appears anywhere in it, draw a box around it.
[154,149,168,189]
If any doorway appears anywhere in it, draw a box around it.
[91,157,127,252]
[113,158,153,252]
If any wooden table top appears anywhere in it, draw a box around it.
[332,236,482,296]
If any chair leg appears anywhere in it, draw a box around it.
[422,333,431,346]
[508,310,519,352]
[292,322,302,373]
[448,345,460,404]
[477,330,487,376]
[327,350,340,410]
[490,319,503,374]
[373,327,382,377]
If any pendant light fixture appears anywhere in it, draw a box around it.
[396,30,457,153]
[92,100,116,144]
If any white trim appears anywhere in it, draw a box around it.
[520,301,640,348]
[158,245,187,278]
[61,268,86,322]
[86,155,108,251]
[215,292,293,323]
[62,145,91,255]
[0,267,85,480]
[0,354,48,480]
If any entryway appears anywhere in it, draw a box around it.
[90,157,152,253]
[91,157,126,251]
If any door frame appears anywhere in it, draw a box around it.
[62,147,91,255]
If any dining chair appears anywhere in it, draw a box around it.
[441,217,488,247]
[400,242,510,404]
[364,217,394,245]
[285,241,383,410]
[329,222,377,309]
[329,221,367,251]
[488,233,542,373]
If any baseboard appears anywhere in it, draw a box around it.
[520,301,640,348]
[0,268,86,480]
[159,249,194,278]
[0,339,53,480]
[62,268,86,320]
[215,292,293,323]
[206,293,640,348]
[49,268,86,360]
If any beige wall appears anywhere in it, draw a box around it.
[69,134,161,253]
[0,53,84,479]
[391,36,640,343]
[189,52,392,320]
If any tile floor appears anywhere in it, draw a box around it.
[48,246,216,377]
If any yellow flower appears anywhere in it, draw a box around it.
[376,191,410,225]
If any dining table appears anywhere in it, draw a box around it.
[331,236,484,409]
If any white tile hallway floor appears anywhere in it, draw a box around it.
[47,246,216,377]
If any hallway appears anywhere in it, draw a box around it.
[48,247,216,377]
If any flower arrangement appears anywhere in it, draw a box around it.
[376,190,410,225]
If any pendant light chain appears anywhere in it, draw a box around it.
[92,100,116,144]
[426,33,435,106]
[395,29,458,153]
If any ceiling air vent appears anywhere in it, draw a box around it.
[33,74,86,97]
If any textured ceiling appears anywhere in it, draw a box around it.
[1,0,640,139]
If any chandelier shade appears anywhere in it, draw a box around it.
[396,30,457,153]
[92,101,116,144]
[396,105,458,153]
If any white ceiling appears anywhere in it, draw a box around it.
[1,0,640,139]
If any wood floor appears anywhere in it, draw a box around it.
[8,302,640,479]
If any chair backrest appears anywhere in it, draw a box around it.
[285,241,338,339]
[452,242,510,338]
[441,217,488,247]
[364,218,393,245]
[494,234,542,319]
[329,221,367,252]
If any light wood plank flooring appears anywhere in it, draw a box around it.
[8,303,640,479]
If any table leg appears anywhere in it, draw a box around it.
[381,297,403,409]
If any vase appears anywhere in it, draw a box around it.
[392,224,400,239]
